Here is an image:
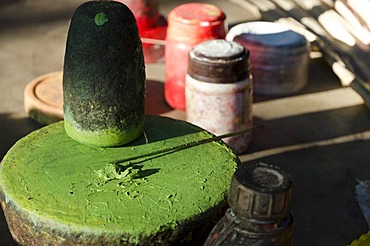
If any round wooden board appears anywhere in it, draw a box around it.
[24,71,63,125]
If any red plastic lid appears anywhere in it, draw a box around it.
[167,3,227,44]
[169,3,225,24]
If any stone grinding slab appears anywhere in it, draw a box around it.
[0,115,238,245]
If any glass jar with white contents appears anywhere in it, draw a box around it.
[185,39,253,154]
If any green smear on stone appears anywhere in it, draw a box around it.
[64,119,144,147]
[95,12,108,26]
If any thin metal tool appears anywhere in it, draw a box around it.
[113,125,264,165]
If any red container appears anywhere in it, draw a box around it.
[117,0,167,63]
[164,3,227,110]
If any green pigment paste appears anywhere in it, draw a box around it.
[0,116,238,243]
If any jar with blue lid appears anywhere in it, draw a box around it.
[227,21,310,95]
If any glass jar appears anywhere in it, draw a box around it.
[227,21,309,95]
[204,162,294,246]
[185,39,253,154]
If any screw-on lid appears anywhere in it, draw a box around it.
[226,21,309,67]
[166,3,226,44]
[188,39,250,83]
[228,162,292,221]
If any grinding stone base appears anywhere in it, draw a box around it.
[1,196,227,245]
[0,116,238,245]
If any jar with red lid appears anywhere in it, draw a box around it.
[165,3,227,110]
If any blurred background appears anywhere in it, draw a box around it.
[1,0,370,245]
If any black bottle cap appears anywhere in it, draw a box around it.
[229,162,292,221]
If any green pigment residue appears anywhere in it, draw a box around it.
[64,119,143,147]
[94,12,108,26]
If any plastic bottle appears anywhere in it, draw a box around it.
[226,21,309,95]
[204,162,293,246]
[349,231,370,246]
[116,0,167,63]
[165,3,227,110]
